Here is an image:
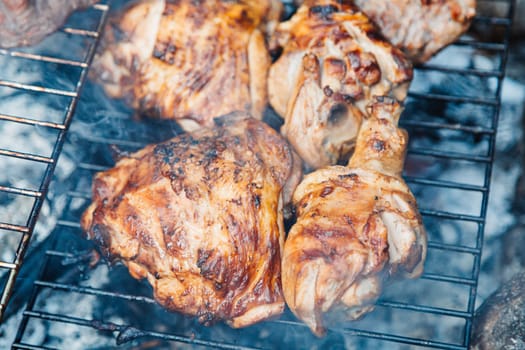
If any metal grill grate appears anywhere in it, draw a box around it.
[0,2,110,321]
[4,0,517,348]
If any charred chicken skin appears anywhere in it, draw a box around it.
[282,97,427,336]
[92,0,282,131]
[354,0,476,63]
[0,0,98,48]
[81,114,299,328]
[268,0,413,169]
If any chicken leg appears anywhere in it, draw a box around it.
[282,97,427,336]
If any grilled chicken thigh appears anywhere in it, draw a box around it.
[92,0,281,131]
[282,97,427,336]
[0,0,98,48]
[353,0,476,63]
[268,0,412,169]
[81,114,299,328]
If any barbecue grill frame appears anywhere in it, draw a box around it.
[2,0,517,348]
[0,2,111,321]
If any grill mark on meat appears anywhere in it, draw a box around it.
[229,197,242,206]
[300,248,337,263]
[343,214,354,226]
[252,278,265,297]
[338,173,359,181]
[302,225,355,241]
[420,0,447,6]
[196,249,212,272]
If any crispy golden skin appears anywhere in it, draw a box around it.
[282,98,427,336]
[268,0,412,169]
[91,0,282,131]
[81,114,299,328]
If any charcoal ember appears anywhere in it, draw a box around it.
[471,271,525,350]
[0,0,98,48]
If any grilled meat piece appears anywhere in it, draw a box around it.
[282,97,427,336]
[353,0,476,63]
[92,0,282,131]
[0,0,98,48]
[81,114,299,328]
[268,0,412,169]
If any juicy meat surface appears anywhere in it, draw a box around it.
[354,0,476,63]
[0,0,98,48]
[81,114,298,328]
[92,0,282,131]
[282,97,427,336]
[268,0,412,169]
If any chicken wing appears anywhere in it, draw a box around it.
[91,0,282,131]
[282,97,427,336]
[268,0,412,169]
[81,113,299,328]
